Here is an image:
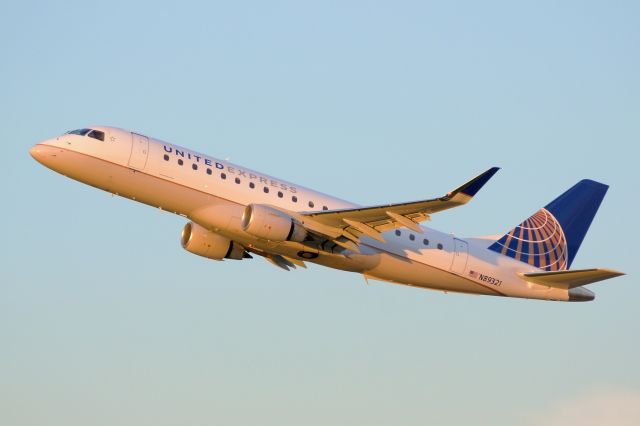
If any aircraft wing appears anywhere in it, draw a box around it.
[299,167,499,250]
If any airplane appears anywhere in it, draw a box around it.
[30,126,624,302]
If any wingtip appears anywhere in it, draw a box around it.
[456,167,500,197]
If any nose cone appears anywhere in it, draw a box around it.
[29,144,41,160]
[29,143,64,169]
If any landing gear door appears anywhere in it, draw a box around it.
[129,133,149,170]
[450,238,469,275]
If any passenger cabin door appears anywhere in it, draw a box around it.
[129,133,149,170]
[450,238,468,275]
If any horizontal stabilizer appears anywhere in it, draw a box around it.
[519,268,624,289]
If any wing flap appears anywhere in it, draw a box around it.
[519,268,625,289]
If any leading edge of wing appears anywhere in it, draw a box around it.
[305,166,500,218]
[298,167,500,239]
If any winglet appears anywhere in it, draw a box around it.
[446,167,500,202]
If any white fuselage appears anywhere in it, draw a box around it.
[30,126,574,301]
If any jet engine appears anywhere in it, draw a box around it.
[241,204,306,242]
[181,222,246,260]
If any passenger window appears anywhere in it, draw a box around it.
[87,130,105,141]
[206,168,212,175]
[163,154,169,161]
[178,159,184,166]
[437,243,443,250]
[249,182,255,189]
[308,201,314,208]
[395,230,401,237]
[423,238,429,245]
[221,173,226,179]
[409,234,415,241]
[292,196,298,202]
[277,191,283,198]
[263,187,269,193]
[192,164,198,170]
[235,177,241,184]
[322,206,328,210]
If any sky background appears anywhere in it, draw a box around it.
[1,1,639,425]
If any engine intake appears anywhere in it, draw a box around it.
[241,204,306,242]
[181,222,245,260]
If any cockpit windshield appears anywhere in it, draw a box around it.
[87,130,105,141]
[67,128,91,136]
[66,128,105,141]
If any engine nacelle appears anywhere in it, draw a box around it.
[241,204,306,242]
[181,222,245,260]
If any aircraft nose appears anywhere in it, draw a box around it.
[29,144,42,159]
[30,143,63,167]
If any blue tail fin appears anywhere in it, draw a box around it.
[488,179,608,271]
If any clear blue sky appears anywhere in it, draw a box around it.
[1,1,639,425]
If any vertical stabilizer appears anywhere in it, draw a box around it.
[488,180,608,271]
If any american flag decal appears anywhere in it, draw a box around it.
[469,270,478,278]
